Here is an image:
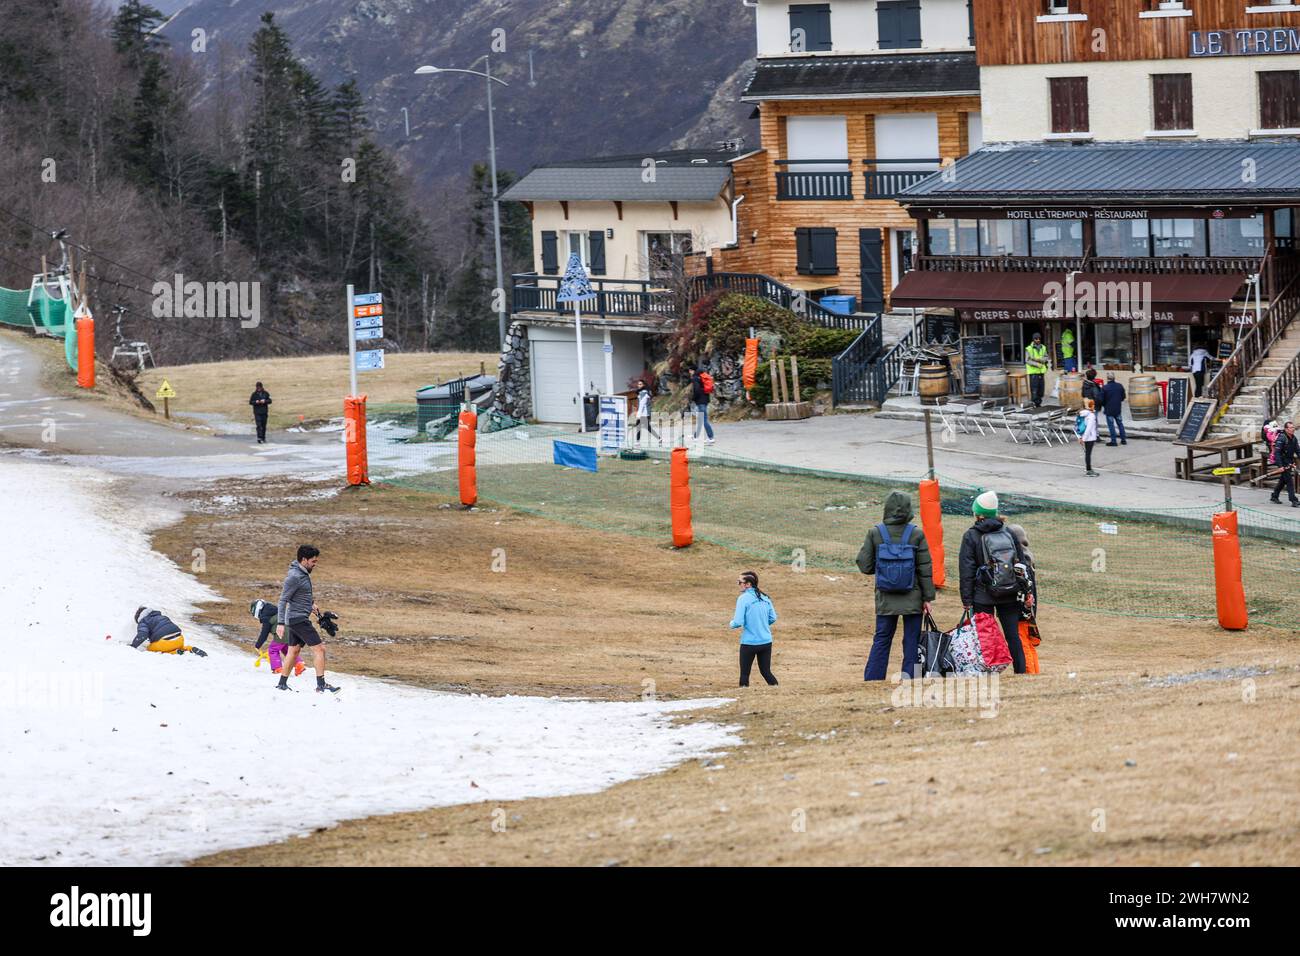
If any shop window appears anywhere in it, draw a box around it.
[1029,219,1084,257]
[1151,218,1207,257]
[1258,70,1300,130]
[925,219,978,256]
[978,220,1029,256]
[1152,325,1191,369]
[1209,215,1266,257]
[1151,74,1193,131]
[1096,219,1150,257]
[984,322,1024,363]
[1095,324,1135,368]
[1277,209,1297,252]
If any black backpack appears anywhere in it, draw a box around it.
[1082,378,1102,405]
[979,528,1020,600]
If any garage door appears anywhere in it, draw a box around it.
[531,338,609,423]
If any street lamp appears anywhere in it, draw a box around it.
[415,58,510,350]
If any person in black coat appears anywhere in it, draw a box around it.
[249,381,272,443]
[1270,421,1299,507]
[958,491,1027,674]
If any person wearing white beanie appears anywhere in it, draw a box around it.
[958,490,1027,673]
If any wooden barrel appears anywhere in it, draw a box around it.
[918,364,949,405]
[980,367,1009,404]
[1130,374,1160,420]
[1058,371,1083,410]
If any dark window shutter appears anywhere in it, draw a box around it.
[858,229,884,315]
[1260,71,1300,129]
[588,231,606,275]
[541,231,559,274]
[789,4,832,52]
[796,227,813,275]
[1050,77,1088,133]
[1153,74,1192,131]
[878,1,921,50]
[810,227,839,275]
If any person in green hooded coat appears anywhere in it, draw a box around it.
[855,490,936,681]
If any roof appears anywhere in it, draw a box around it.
[742,52,979,100]
[890,270,1247,313]
[900,141,1300,204]
[500,149,736,202]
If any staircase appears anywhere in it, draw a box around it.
[1210,328,1300,436]
[832,310,924,406]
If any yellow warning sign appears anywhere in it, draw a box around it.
[1211,466,1240,477]
[155,379,177,400]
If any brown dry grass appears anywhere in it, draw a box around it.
[152,478,1300,867]
[136,351,498,430]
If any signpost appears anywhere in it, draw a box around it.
[155,379,176,420]
[346,287,384,393]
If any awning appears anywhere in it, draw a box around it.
[890,270,1247,315]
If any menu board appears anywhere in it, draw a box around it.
[960,335,1003,395]
[923,313,961,345]
[1165,376,1189,422]
[1175,398,1216,445]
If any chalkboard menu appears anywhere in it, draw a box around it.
[923,313,961,345]
[1217,341,1234,360]
[1175,398,1216,445]
[1165,376,1189,422]
[961,335,1003,395]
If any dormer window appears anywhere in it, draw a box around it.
[1140,1,1192,18]
[789,4,832,53]
[878,0,922,50]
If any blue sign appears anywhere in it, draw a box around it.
[556,253,597,304]
[353,292,383,305]
[355,326,383,341]
[355,348,384,371]
[1191,28,1300,57]
[552,440,597,473]
[353,315,382,330]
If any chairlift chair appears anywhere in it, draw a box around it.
[109,306,155,370]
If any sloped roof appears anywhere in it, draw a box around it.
[743,51,979,100]
[900,141,1300,203]
[500,150,735,202]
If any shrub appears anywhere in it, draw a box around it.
[788,326,860,358]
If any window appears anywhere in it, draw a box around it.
[789,4,832,53]
[1049,77,1089,134]
[1029,219,1084,256]
[1209,215,1266,256]
[978,220,1029,256]
[1259,71,1300,129]
[1152,74,1193,131]
[1095,325,1135,368]
[796,227,838,275]
[983,322,1023,363]
[643,232,692,281]
[786,115,849,171]
[1153,325,1191,368]
[925,219,979,256]
[873,113,940,170]
[1096,219,1151,257]
[877,0,922,51]
[565,231,607,275]
[1151,219,1207,257]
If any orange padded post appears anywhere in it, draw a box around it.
[918,478,946,589]
[671,447,693,548]
[1212,511,1248,631]
[344,395,369,486]
[742,338,759,396]
[458,409,478,507]
[76,315,95,388]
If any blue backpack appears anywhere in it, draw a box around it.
[875,523,917,593]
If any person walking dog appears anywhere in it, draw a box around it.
[855,491,935,681]
[729,570,778,687]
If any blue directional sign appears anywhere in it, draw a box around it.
[353,292,383,306]
[355,326,383,341]
[355,348,385,371]
[353,315,383,330]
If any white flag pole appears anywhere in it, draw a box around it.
[346,284,357,397]
[575,299,587,433]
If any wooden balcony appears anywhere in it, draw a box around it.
[774,158,941,201]
[511,274,676,318]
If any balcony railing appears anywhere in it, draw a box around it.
[775,160,853,200]
[862,159,941,199]
[917,254,1271,278]
[511,274,676,318]
[690,272,875,330]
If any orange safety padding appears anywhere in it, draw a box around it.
[918,478,946,589]
[742,338,759,392]
[458,409,478,507]
[344,395,370,486]
[670,446,693,548]
[76,316,95,388]
[1212,511,1248,630]
[1019,620,1041,675]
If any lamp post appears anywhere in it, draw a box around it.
[415,58,510,349]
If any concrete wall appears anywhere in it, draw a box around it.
[527,200,734,280]
[755,0,973,58]
[982,54,1300,141]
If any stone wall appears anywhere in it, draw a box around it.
[494,321,531,420]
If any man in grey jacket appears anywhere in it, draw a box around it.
[275,544,339,693]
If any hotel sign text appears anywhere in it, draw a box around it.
[1190,28,1300,57]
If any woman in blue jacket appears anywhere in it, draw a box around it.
[730,571,779,687]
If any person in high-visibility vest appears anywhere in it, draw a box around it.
[1060,327,1077,373]
[1024,333,1050,408]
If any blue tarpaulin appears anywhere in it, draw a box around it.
[553,440,598,473]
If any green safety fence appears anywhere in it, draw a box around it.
[368,409,1300,629]
[0,283,77,371]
